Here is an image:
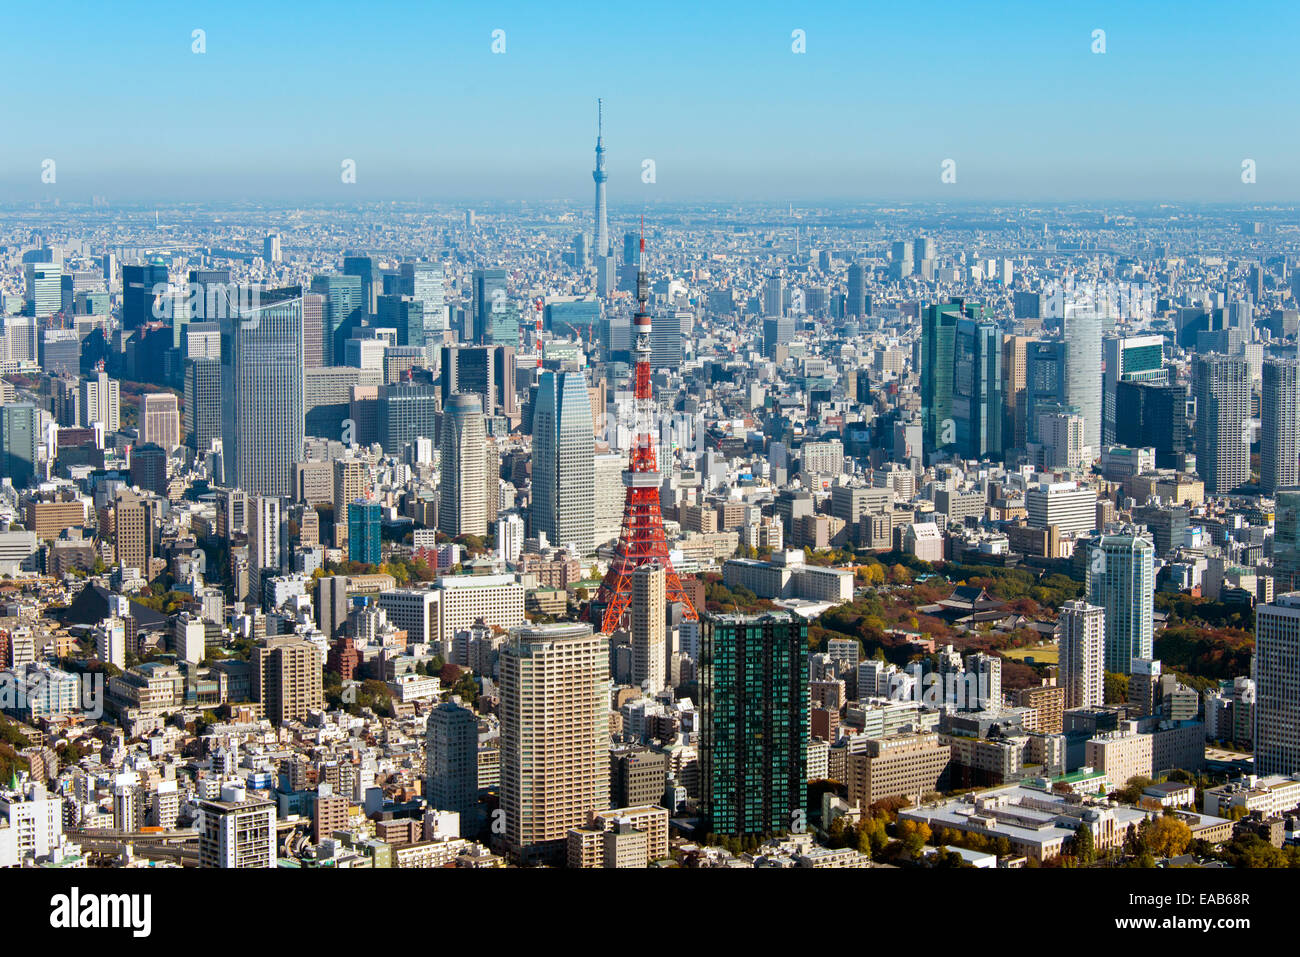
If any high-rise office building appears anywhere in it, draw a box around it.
[441,344,516,416]
[762,316,795,360]
[762,275,785,317]
[1001,334,1032,450]
[1114,381,1188,470]
[114,487,160,574]
[631,564,667,695]
[1061,305,1104,461]
[309,274,364,366]
[425,700,479,824]
[315,575,350,640]
[377,294,425,350]
[1102,334,1167,446]
[332,458,367,549]
[122,263,168,330]
[139,392,180,451]
[376,383,438,455]
[24,262,62,318]
[253,636,324,725]
[343,255,376,317]
[347,499,381,565]
[1274,488,1300,594]
[922,300,1002,459]
[220,287,304,498]
[129,442,168,496]
[184,357,221,452]
[1193,353,1251,494]
[80,369,120,432]
[301,290,325,369]
[499,622,609,864]
[400,261,446,332]
[1261,358,1300,494]
[1058,600,1105,709]
[1085,531,1154,675]
[439,393,487,538]
[248,496,284,604]
[1255,593,1300,776]
[0,403,40,488]
[847,263,866,317]
[472,268,509,345]
[700,613,809,838]
[530,370,594,554]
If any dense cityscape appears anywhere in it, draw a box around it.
[0,25,1295,932]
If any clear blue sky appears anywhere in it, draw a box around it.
[1,0,1297,203]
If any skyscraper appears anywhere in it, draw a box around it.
[1193,353,1251,494]
[441,344,515,416]
[530,370,595,554]
[1085,531,1154,675]
[631,563,667,695]
[343,255,376,317]
[847,263,866,317]
[1114,381,1188,470]
[1274,488,1300,594]
[309,274,364,367]
[221,287,304,498]
[700,613,809,838]
[347,499,381,565]
[426,700,480,826]
[472,268,508,345]
[122,262,168,330]
[377,383,438,455]
[1058,600,1105,709]
[1102,334,1167,446]
[249,496,284,604]
[592,98,609,260]
[922,299,1001,459]
[400,261,446,333]
[1255,593,1300,776]
[377,294,425,350]
[302,290,325,369]
[1261,358,1300,494]
[315,575,350,640]
[439,393,487,538]
[1061,304,1103,461]
[499,622,609,865]
[140,392,180,451]
[0,403,40,488]
[80,368,120,432]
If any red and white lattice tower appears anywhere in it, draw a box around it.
[594,221,698,632]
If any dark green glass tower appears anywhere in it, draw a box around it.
[347,500,381,566]
[700,613,809,838]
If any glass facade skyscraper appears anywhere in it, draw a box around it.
[472,268,508,345]
[922,299,1001,459]
[1085,531,1155,675]
[309,274,364,367]
[700,613,809,839]
[220,286,304,499]
[347,499,381,565]
[531,370,595,554]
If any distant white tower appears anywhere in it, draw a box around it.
[593,99,609,259]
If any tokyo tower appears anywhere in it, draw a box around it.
[594,222,699,633]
